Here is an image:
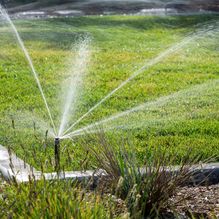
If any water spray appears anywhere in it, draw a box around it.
[63,23,216,136]
[0,5,57,136]
[54,137,60,172]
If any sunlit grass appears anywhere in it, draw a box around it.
[0,15,219,170]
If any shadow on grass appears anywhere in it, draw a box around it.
[2,14,218,50]
[52,14,219,30]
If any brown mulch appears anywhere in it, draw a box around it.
[169,185,219,218]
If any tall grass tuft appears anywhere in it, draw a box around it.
[0,178,115,219]
[85,132,202,218]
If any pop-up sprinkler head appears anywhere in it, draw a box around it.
[54,137,60,172]
[55,137,60,146]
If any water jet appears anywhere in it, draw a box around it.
[0,3,219,182]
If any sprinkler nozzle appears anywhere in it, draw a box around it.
[55,137,60,146]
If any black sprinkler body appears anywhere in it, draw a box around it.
[54,137,60,172]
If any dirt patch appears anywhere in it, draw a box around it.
[169,185,219,218]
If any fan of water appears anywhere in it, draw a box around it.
[58,39,91,137]
[0,4,219,154]
[65,79,219,138]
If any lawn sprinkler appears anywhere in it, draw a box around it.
[54,137,60,172]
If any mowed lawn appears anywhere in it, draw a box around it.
[0,15,219,171]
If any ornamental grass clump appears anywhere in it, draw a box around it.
[86,132,201,218]
[0,178,114,219]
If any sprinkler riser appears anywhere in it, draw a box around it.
[54,138,60,172]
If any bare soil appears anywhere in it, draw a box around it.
[169,185,219,218]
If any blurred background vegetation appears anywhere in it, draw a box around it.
[1,0,219,13]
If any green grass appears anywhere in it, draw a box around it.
[0,179,121,219]
[0,15,219,171]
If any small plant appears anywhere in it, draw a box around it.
[85,132,202,218]
[0,178,116,219]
